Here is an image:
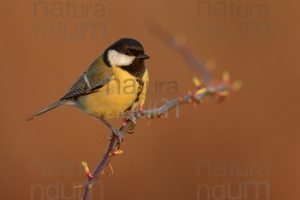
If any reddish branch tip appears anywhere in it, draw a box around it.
[81,162,94,180]
[139,104,144,113]
[111,149,124,156]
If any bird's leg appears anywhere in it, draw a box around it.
[99,118,124,143]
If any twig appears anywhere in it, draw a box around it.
[79,24,242,200]
[80,74,241,200]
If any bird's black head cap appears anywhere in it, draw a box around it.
[109,38,145,55]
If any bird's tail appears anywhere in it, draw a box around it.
[26,100,67,121]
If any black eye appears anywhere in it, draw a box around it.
[125,49,135,56]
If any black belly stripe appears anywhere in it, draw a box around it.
[125,78,144,112]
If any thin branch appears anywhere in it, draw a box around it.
[80,74,241,200]
[79,24,242,200]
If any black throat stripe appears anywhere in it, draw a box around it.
[121,59,146,79]
[125,78,144,112]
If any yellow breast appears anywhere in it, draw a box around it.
[76,66,146,119]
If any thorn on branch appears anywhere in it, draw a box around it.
[102,163,114,176]
[157,112,164,118]
[73,185,83,189]
[146,119,152,126]
[102,136,111,141]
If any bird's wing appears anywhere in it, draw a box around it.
[60,56,112,100]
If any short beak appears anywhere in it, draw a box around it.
[137,54,150,59]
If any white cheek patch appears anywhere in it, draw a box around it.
[108,49,135,66]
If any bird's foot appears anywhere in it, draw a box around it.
[123,113,137,134]
[111,127,124,143]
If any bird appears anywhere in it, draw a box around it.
[27,38,150,141]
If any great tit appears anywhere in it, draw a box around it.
[27,38,150,140]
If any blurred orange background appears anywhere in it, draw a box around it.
[1,0,299,200]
